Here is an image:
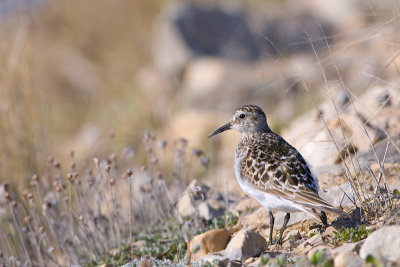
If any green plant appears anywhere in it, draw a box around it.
[365,254,385,267]
[310,250,334,267]
[308,232,317,238]
[259,254,270,266]
[333,225,374,243]
[271,254,287,267]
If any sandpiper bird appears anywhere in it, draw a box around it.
[208,105,347,245]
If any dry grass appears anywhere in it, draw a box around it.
[1,0,400,266]
[0,132,211,266]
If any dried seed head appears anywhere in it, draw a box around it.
[158,140,167,149]
[109,178,115,186]
[38,226,45,234]
[21,189,29,198]
[4,192,10,200]
[27,193,33,200]
[156,172,163,180]
[93,158,99,168]
[30,181,37,187]
[24,216,32,225]
[66,173,73,182]
[104,165,111,173]
[78,215,83,221]
[150,157,158,164]
[31,174,38,182]
[10,200,17,208]
[201,156,209,167]
[53,161,60,169]
[1,184,9,193]
[47,156,54,164]
[126,169,133,177]
[192,148,204,157]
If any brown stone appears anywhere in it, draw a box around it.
[223,229,267,261]
[190,228,230,261]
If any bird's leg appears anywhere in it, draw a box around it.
[318,211,328,233]
[277,213,290,245]
[320,211,328,226]
[268,211,274,245]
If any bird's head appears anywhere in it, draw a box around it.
[207,105,270,138]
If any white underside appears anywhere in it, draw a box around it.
[234,157,308,214]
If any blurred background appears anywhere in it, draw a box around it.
[1,0,399,186]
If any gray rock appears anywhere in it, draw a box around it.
[358,134,400,168]
[282,239,296,250]
[296,233,326,253]
[198,202,224,221]
[285,229,302,242]
[223,229,267,261]
[359,225,400,262]
[177,179,225,220]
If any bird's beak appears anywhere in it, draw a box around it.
[207,122,231,138]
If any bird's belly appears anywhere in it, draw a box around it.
[234,160,303,213]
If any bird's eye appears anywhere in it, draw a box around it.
[239,114,246,119]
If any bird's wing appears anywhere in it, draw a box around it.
[240,141,346,216]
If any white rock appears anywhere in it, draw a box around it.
[183,58,226,95]
[334,251,366,267]
[332,240,364,256]
[359,225,400,262]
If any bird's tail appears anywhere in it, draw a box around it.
[294,190,350,218]
[304,204,350,224]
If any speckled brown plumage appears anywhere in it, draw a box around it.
[208,104,347,244]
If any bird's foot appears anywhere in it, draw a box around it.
[269,237,283,246]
